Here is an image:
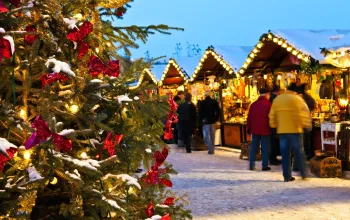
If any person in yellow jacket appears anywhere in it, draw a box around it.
[269,83,312,182]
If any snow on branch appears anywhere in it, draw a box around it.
[102,196,125,212]
[102,174,141,190]
[45,58,76,77]
[0,138,17,157]
[27,166,44,183]
[52,150,100,171]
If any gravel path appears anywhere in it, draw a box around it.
[167,145,350,220]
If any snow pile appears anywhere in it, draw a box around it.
[156,204,169,208]
[17,124,23,131]
[58,129,75,136]
[65,169,83,182]
[0,138,17,157]
[102,196,125,212]
[0,28,5,33]
[145,215,162,220]
[63,17,78,30]
[90,79,103,84]
[145,149,152,154]
[27,166,44,182]
[117,94,133,104]
[89,139,101,148]
[45,58,76,77]
[134,96,140,100]
[53,151,100,171]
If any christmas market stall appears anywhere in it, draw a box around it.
[158,58,190,96]
[189,45,253,147]
[129,68,159,96]
[238,29,350,167]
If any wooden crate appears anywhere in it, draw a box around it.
[239,141,261,161]
[310,156,342,178]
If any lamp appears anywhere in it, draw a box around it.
[338,98,348,121]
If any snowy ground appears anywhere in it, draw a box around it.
[167,145,350,220]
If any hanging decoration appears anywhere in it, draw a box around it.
[163,197,175,206]
[103,132,123,156]
[24,116,72,152]
[0,2,9,13]
[163,94,178,140]
[40,72,69,88]
[0,138,18,173]
[145,201,155,218]
[88,55,120,78]
[0,35,14,63]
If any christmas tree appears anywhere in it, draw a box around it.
[0,0,191,219]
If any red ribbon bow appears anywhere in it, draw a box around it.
[0,147,17,173]
[163,94,178,140]
[66,21,93,59]
[103,132,123,156]
[145,201,155,218]
[163,197,175,206]
[0,2,9,13]
[143,147,172,187]
[0,37,13,63]
[40,72,69,88]
[88,55,120,78]
[24,116,72,152]
[24,26,37,45]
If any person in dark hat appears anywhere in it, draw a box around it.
[247,88,272,171]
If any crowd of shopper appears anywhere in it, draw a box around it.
[247,82,314,182]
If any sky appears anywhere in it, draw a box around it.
[115,0,350,59]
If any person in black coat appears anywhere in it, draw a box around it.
[177,93,197,153]
[269,84,281,165]
[173,91,185,146]
[198,91,221,154]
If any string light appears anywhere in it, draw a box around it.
[95,48,100,53]
[23,151,31,160]
[158,59,188,85]
[70,105,79,113]
[277,75,282,80]
[19,109,26,120]
[80,152,88,159]
[50,177,58,185]
[129,68,158,90]
[74,13,83,20]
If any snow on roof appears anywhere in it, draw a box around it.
[150,64,166,81]
[269,29,350,61]
[212,45,253,71]
[173,56,202,76]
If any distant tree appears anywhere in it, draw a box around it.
[173,43,183,57]
[192,44,202,57]
[144,50,152,61]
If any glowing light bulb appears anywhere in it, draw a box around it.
[277,75,282,80]
[263,75,267,80]
[19,109,26,120]
[292,50,298,55]
[249,53,255,58]
[304,57,309,62]
[297,54,302,59]
[268,34,272,39]
[253,48,258,53]
[246,58,252,63]
[95,48,100,53]
[287,47,292,52]
[341,51,345,56]
[70,105,79,113]
[239,69,244,74]
[273,38,278,42]
[278,40,283,45]
[74,13,83,20]
[332,52,337,58]
[50,177,58,185]
[81,152,88,159]
[257,42,263,48]
[23,151,31,160]
[106,42,112,47]
[282,43,287,48]
[243,63,248,68]
[229,70,234,74]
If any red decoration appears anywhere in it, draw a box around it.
[153,146,168,168]
[24,116,73,152]
[40,72,69,88]
[159,179,173,187]
[24,26,37,45]
[145,201,154,218]
[0,2,9,13]
[0,147,17,173]
[160,213,171,220]
[335,79,342,87]
[88,55,120,78]
[163,197,175,206]
[116,7,127,17]
[78,42,90,59]
[163,94,178,140]
[0,37,12,63]
[66,21,93,42]
[103,132,123,156]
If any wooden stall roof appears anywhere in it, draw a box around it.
[158,58,189,86]
[129,68,158,90]
[189,45,252,82]
[239,29,350,75]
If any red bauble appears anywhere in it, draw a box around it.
[0,37,12,62]
[0,2,9,13]
[145,201,155,218]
